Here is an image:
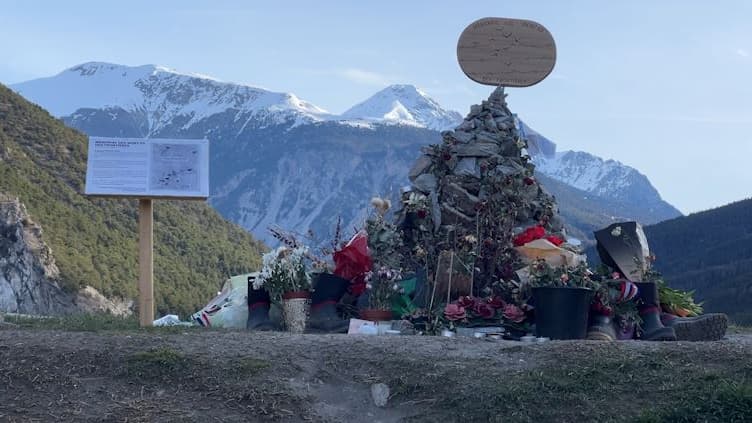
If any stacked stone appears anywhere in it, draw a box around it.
[399,87,565,294]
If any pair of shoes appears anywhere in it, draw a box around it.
[306,274,350,333]
[586,314,616,341]
[635,282,676,341]
[662,312,728,341]
[246,273,352,333]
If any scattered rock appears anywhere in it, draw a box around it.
[371,383,390,407]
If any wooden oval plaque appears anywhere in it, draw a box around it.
[457,17,556,87]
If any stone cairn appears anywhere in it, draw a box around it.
[397,87,566,302]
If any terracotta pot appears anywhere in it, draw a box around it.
[282,290,311,300]
[360,309,393,322]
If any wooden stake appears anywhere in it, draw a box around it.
[138,198,154,327]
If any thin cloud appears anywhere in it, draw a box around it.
[737,48,750,58]
[338,68,392,86]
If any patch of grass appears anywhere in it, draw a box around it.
[727,324,752,335]
[236,357,270,376]
[635,381,752,423]
[3,313,207,333]
[125,347,189,379]
[5,313,139,331]
[399,344,752,423]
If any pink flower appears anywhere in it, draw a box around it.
[560,273,569,283]
[502,304,525,323]
[444,304,467,321]
[474,302,496,319]
[612,272,622,280]
[457,296,476,309]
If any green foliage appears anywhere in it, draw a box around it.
[0,84,265,317]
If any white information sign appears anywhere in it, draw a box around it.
[85,137,209,198]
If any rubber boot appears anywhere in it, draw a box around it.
[586,313,617,341]
[635,282,676,341]
[662,313,728,341]
[306,273,350,333]
[247,284,276,331]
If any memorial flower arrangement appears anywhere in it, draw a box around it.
[643,255,703,317]
[364,266,404,311]
[441,295,527,328]
[364,197,405,310]
[527,259,601,291]
[255,245,313,302]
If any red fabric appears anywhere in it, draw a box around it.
[545,235,564,246]
[333,231,372,296]
[513,225,547,246]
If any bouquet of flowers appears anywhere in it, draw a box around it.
[527,259,601,290]
[364,197,405,310]
[442,295,523,326]
[364,265,404,310]
[254,246,313,302]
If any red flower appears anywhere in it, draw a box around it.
[523,177,536,186]
[416,209,427,219]
[502,304,525,323]
[545,235,564,246]
[457,296,476,308]
[474,302,496,319]
[487,296,506,309]
[442,152,452,161]
[444,304,467,321]
[513,225,547,246]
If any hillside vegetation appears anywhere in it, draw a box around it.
[644,198,752,324]
[0,84,265,316]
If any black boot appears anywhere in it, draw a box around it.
[635,282,676,341]
[662,313,728,341]
[587,313,617,341]
[247,279,276,331]
[307,273,350,333]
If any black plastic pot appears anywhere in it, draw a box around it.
[532,287,594,340]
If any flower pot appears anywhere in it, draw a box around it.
[532,287,593,340]
[359,309,393,322]
[282,291,310,333]
[282,290,311,300]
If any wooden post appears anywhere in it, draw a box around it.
[138,198,154,327]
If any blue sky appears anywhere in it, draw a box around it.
[1,0,751,214]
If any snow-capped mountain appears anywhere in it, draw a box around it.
[12,62,332,135]
[520,121,678,217]
[340,84,463,130]
[9,62,680,245]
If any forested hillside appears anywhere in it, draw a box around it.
[0,84,265,316]
[643,198,752,324]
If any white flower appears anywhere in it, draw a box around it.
[611,226,622,237]
[371,196,391,215]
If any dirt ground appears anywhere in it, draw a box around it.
[1,327,751,422]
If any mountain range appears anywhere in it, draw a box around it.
[11,62,681,245]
